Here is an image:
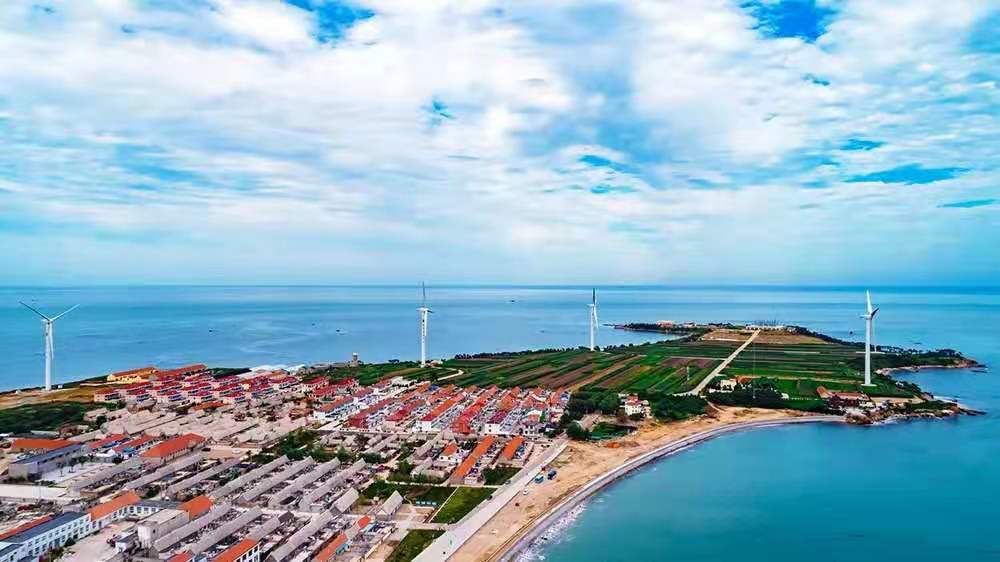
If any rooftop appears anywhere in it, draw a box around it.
[89,491,141,521]
[0,512,86,543]
[212,538,257,562]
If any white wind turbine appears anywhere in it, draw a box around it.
[20,302,79,392]
[861,290,879,386]
[588,288,598,351]
[418,283,433,368]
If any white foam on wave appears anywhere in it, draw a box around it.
[516,503,588,561]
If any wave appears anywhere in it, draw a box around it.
[516,504,588,561]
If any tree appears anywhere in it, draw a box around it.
[566,422,590,441]
[599,394,620,415]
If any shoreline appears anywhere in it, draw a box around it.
[494,415,843,562]
[439,411,844,562]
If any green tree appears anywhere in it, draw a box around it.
[566,422,590,441]
[598,394,620,415]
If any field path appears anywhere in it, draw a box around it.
[681,330,760,395]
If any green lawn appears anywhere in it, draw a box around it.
[430,487,494,524]
[482,466,520,486]
[386,530,443,562]
[362,481,455,505]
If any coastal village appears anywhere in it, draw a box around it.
[0,321,977,562]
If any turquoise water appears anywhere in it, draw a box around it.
[2,285,997,559]
[526,289,1000,562]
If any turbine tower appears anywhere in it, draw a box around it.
[588,288,598,351]
[861,291,879,386]
[418,283,433,367]
[20,302,79,392]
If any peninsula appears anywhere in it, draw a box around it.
[0,324,979,562]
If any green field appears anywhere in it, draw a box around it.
[310,361,453,386]
[433,341,732,394]
[362,480,456,505]
[386,530,443,562]
[391,333,962,405]
[430,487,495,524]
[0,401,103,434]
[482,466,520,485]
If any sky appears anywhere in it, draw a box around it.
[0,0,997,286]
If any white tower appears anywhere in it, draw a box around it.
[588,288,598,351]
[418,283,432,367]
[20,302,79,392]
[861,291,879,386]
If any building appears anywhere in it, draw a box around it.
[620,394,651,417]
[114,435,159,458]
[107,366,159,384]
[179,495,213,519]
[9,438,77,453]
[136,508,188,549]
[0,512,90,562]
[8,443,89,479]
[438,442,461,465]
[212,538,260,562]
[498,436,524,465]
[141,434,206,465]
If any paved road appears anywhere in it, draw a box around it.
[413,440,568,562]
[437,369,466,381]
[497,415,843,562]
[682,330,760,395]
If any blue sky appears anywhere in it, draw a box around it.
[0,0,997,286]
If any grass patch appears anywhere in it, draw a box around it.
[0,401,102,434]
[482,466,520,486]
[430,487,494,524]
[386,530,443,562]
[589,422,633,440]
[362,480,455,506]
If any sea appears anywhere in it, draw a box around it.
[2,285,998,560]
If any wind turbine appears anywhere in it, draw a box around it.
[20,302,79,392]
[418,283,433,368]
[861,291,879,386]
[588,289,598,351]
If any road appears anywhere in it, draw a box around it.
[498,415,843,562]
[682,330,760,395]
[413,440,568,562]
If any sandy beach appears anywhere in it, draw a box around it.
[450,406,834,562]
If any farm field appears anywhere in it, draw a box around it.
[317,328,951,401]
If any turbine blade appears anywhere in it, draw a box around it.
[19,301,51,321]
[871,307,879,318]
[51,304,80,321]
[866,291,872,314]
[592,288,596,305]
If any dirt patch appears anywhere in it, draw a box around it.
[0,386,104,409]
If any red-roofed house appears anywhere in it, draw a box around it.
[179,495,213,519]
[313,532,348,561]
[10,438,77,453]
[438,442,461,465]
[141,434,205,465]
[212,538,259,562]
[499,436,524,464]
[451,436,497,484]
[88,491,143,529]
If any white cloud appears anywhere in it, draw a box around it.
[0,0,996,285]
